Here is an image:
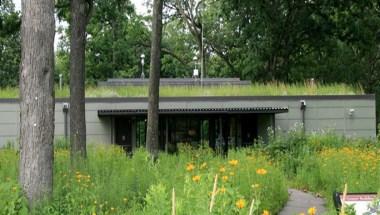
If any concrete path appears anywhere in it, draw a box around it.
[279,189,327,215]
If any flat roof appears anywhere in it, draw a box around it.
[98,78,251,86]
[0,94,375,104]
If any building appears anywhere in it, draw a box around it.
[0,95,376,150]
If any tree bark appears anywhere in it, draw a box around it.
[146,0,163,159]
[70,0,89,160]
[19,0,55,206]
[197,34,206,81]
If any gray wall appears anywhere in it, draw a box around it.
[0,95,376,147]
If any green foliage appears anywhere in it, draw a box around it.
[216,0,380,87]
[2,132,380,214]
[260,126,377,178]
[0,145,288,214]
[0,82,363,98]
[0,181,28,215]
[0,0,20,88]
[296,146,380,195]
[54,0,150,85]
[142,184,171,215]
[54,138,70,150]
[0,150,28,215]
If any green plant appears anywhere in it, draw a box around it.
[0,82,363,98]
[0,181,28,215]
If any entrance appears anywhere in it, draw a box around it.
[241,115,258,146]
[115,117,132,152]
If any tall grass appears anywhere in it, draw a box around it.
[0,145,288,215]
[257,129,380,213]
[2,131,379,214]
[0,82,364,98]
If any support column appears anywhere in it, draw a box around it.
[229,117,236,149]
[209,118,216,149]
[236,115,242,147]
[111,117,115,144]
[216,117,225,154]
[131,117,137,151]
[165,117,169,153]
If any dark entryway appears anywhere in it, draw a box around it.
[241,115,258,146]
[115,117,133,152]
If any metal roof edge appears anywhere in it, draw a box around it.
[98,106,289,116]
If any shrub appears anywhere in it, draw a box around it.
[296,147,380,194]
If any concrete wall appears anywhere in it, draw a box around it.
[0,95,376,147]
[0,101,113,147]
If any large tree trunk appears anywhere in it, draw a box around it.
[146,0,163,159]
[70,0,89,160]
[19,0,55,206]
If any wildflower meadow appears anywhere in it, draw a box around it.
[1,130,380,214]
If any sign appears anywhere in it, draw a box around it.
[333,192,379,214]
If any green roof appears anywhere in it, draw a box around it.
[0,83,364,99]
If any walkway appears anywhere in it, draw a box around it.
[279,189,327,215]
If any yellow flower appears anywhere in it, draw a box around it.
[299,213,305,215]
[251,183,260,189]
[229,172,235,176]
[186,163,195,171]
[200,162,207,169]
[235,198,246,209]
[219,166,226,173]
[262,210,270,215]
[222,175,228,182]
[308,207,316,215]
[256,168,267,175]
[92,212,96,215]
[229,159,239,166]
[219,186,226,194]
[192,175,201,182]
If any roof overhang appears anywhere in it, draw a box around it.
[98,107,288,117]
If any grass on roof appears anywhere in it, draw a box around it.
[0,82,364,98]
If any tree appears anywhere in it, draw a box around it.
[161,19,195,77]
[146,0,163,159]
[165,0,207,78]
[0,0,20,87]
[85,0,146,82]
[56,0,147,83]
[69,0,93,161]
[19,0,55,205]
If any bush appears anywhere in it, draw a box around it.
[259,126,378,178]
[296,147,380,194]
